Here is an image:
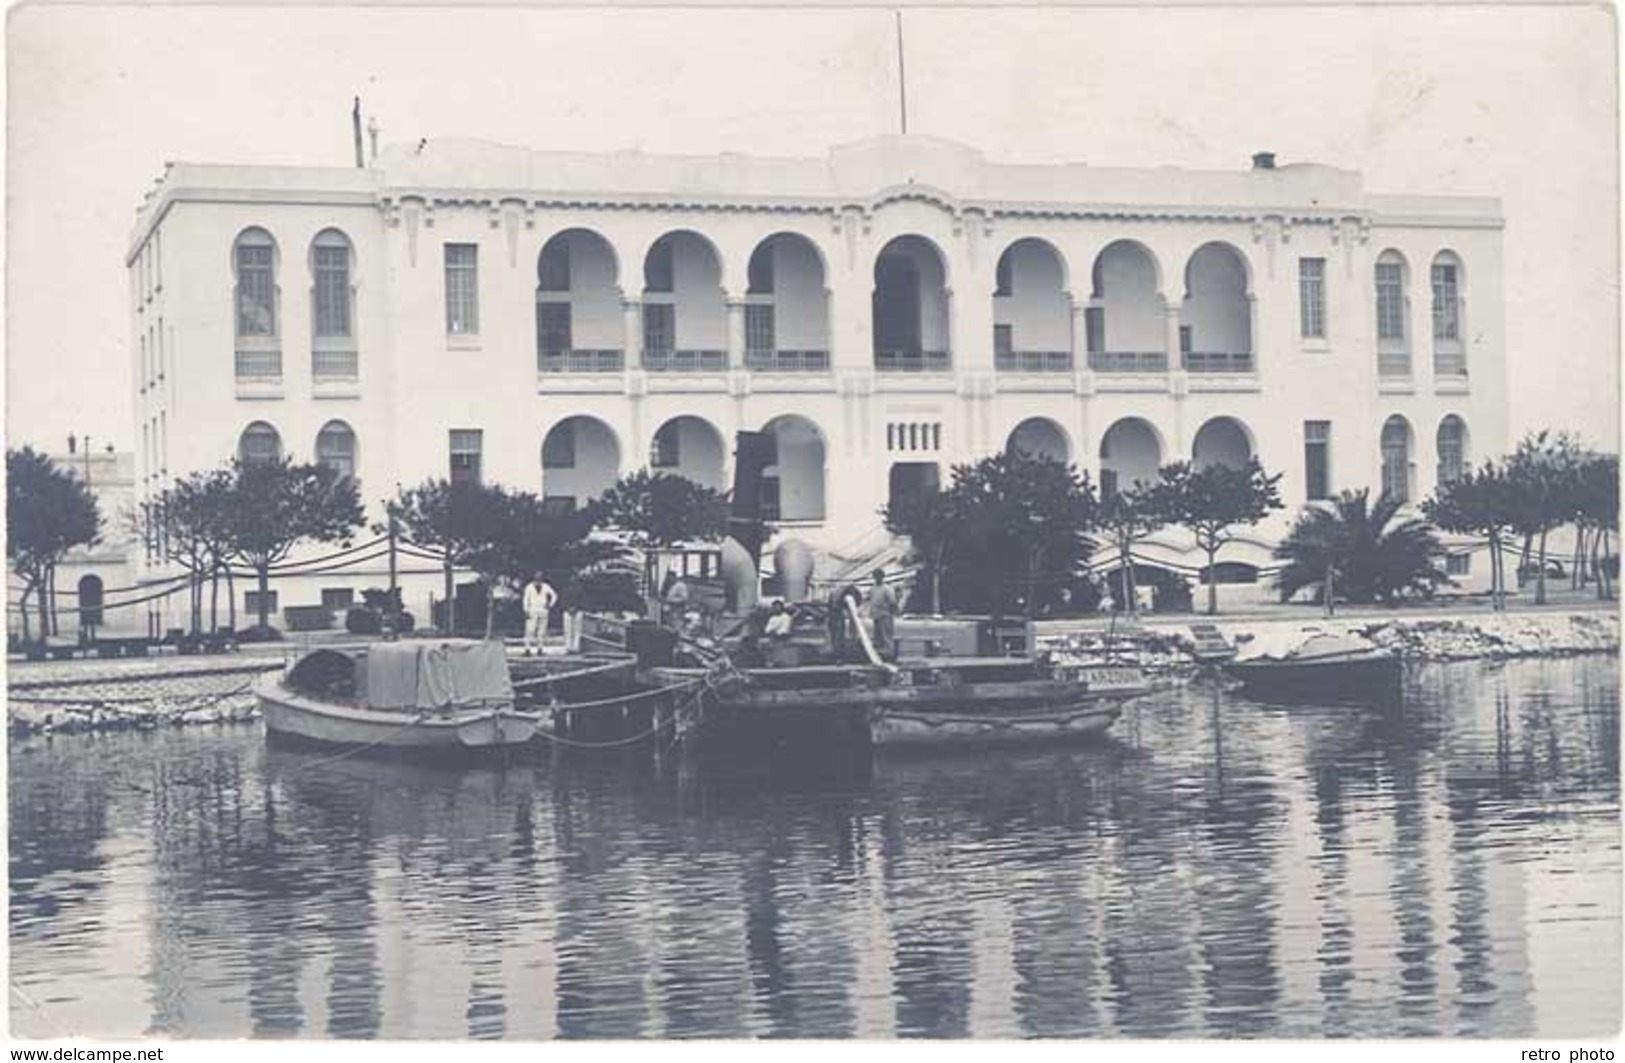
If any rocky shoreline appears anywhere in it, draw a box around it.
[1045,610,1619,676]
[8,611,1617,737]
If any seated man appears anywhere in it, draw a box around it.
[763,600,794,640]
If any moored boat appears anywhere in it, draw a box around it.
[1222,630,1401,700]
[257,639,540,752]
[650,652,1149,750]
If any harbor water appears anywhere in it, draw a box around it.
[9,655,1620,1039]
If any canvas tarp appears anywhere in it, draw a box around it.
[362,640,513,710]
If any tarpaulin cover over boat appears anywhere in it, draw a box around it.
[1233,629,1382,662]
[363,640,513,710]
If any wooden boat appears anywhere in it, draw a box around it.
[1222,630,1401,700]
[650,657,1147,748]
[256,639,541,752]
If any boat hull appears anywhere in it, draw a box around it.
[256,675,539,751]
[869,701,1122,748]
[1223,654,1402,701]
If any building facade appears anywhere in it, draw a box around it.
[128,136,1506,622]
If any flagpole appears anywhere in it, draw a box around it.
[895,10,908,135]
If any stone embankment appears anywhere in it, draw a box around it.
[1041,610,1618,673]
[7,659,280,736]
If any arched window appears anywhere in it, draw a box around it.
[1375,251,1408,345]
[238,421,282,466]
[1437,416,1468,485]
[316,420,357,480]
[1381,416,1413,503]
[233,228,278,338]
[311,229,354,340]
[1431,251,1466,377]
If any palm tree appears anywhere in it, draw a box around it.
[1274,489,1447,615]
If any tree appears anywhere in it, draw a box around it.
[1157,459,1284,615]
[390,479,513,636]
[1574,452,1620,600]
[1274,489,1446,614]
[224,458,364,630]
[135,468,236,635]
[7,447,101,644]
[589,470,728,596]
[1504,430,1586,606]
[1424,462,1518,610]
[933,450,1097,618]
[881,484,958,614]
[1093,482,1165,615]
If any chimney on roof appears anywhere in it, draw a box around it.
[352,97,364,169]
[1252,151,1277,170]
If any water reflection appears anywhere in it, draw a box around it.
[9,656,1620,1039]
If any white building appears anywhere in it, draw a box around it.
[6,444,139,639]
[127,135,1506,624]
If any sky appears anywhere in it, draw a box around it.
[5,2,1619,457]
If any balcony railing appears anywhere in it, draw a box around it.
[312,349,358,381]
[996,350,1073,373]
[875,349,951,373]
[539,348,625,373]
[1434,349,1468,377]
[1181,351,1254,373]
[745,349,831,373]
[235,348,282,381]
[641,348,728,373]
[1088,351,1167,373]
[1378,351,1413,377]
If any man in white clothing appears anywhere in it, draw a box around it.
[522,573,558,656]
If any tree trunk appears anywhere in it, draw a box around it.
[46,563,58,637]
[226,566,237,631]
[1323,563,1335,618]
[1489,531,1504,611]
[209,562,220,631]
[930,562,942,617]
[1572,524,1586,590]
[191,571,202,635]
[443,553,456,635]
[1205,544,1219,616]
[1122,541,1138,616]
[1025,552,1038,621]
[18,581,32,644]
[1535,526,1549,605]
[256,565,271,629]
[484,579,496,640]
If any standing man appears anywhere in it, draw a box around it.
[868,569,899,662]
[522,572,558,656]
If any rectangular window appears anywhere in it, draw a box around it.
[995,255,1014,297]
[245,590,279,616]
[1299,258,1326,339]
[449,429,482,485]
[993,324,1013,357]
[1084,307,1105,354]
[321,588,355,610]
[444,244,479,335]
[645,241,674,293]
[236,245,276,336]
[542,423,576,468]
[745,304,775,355]
[1445,553,1471,577]
[643,303,675,353]
[537,302,572,355]
[538,241,570,292]
[1375,262,1406,342]
[1178,325,1193,355]
[1431,263,1460,341]
[759,478,782,522]
[314,246,352,338]
[1304,421,1331,501]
